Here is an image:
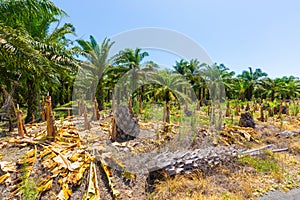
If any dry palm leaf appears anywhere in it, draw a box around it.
[83,161,100,200]
[100,158,121,199]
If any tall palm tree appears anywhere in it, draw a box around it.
[173,59,206,108]
[217,64,235,99]
[0,0,78,122]
[0,23,41,93]
[237,67,268,100]
[114,48,149,70]
[282,76,300,99]
[113,48,150,113]
[76,36,114,109]
[257,77,284,100]
[146,70,192,123]
[173,59,189,76]
[233,78,247,101]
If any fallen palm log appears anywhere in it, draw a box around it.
[146,146,238,176]
[100,146,238,177]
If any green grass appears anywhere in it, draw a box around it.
[239,154,280,173]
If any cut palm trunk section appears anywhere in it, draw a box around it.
[84,106,91,130]
[259,105,265,122]
[16,104,27,137]
[92,98,100,121]
[225,101,230,117]
[110,116,117,141]
[110,106,139,142]
[46,94,57,137]
[77,100,81,116]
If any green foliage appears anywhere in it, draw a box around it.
[0,0,78,123]
[239,154,280,174]
[19,162,38,200]
[290,102,300,116]
[140,102,152,121]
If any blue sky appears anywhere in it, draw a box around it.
[52,0,300,78]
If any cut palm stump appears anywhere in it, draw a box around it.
[46,94,57,137]
[84,106,91,130]
[16,105,27,137]
[92,98,100,121]
[239,112,255,128]
[110,106,140,142]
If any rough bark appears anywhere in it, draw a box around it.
[84,106,91,130]
[16,106,26,137]
[239,112,255,128]
[46,95,57,137]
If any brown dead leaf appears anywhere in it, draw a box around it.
[0,173,9,184]
[38,179,53,193]
[0,161,17,172]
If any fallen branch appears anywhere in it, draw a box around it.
[240,145,289,155]
[271,148,289,153]
[241,144,275,155]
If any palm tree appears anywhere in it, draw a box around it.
[233,78,247,101]
[237,67,268,100]
[257,77,284,100]
[0,24,41,93]
[282,76,300,99]
[113,48,150,113]
[76,36,114,109]
[0,0,78,122]
[146,70,192,123]
[173,59,206,108]
[203,64,226,130]
[114,48,149,70]
[217,64,235,99]
[173,59,189,75]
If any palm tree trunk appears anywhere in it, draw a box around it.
[196,88,201,110]
[96,85,104,111]
[25,79,38,123]
[128,95,133,115]
[165,100,170,123]
[164,91,170,123]
[138,86,144,114]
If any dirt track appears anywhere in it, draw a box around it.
[260,187,300,200]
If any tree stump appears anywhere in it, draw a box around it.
[110,106,140,142]
[46,95,57,137]
[92,98,100,121]
[225,101,230,117]
[84,106,91,130]
[16,105,26,137]
[239,112,255,128]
